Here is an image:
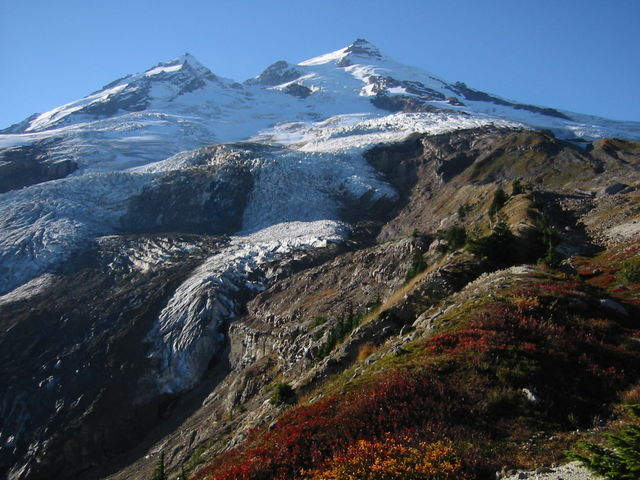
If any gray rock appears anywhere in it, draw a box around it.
[245,60,302,86]
[600,183,628,196]
[600,298,628,315]
[536,467,555,473]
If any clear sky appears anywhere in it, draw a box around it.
[1,0,639,129]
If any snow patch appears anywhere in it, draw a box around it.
[145,64,184,76]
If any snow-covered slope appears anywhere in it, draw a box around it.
[2,39,638,176]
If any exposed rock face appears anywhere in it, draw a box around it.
[448,81,572,120]
[121,162,253,235]
[367,75,446,101]
[230,237,425,373]
[371,93,457,114]
[0,141,77,192]
[245,60,302,86]
[0,234,223,479]
[283,83,312,98]
[343,38,384,59]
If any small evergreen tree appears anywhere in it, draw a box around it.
[152,451,167,480]
[569,404,640,480]
[488,187,508,218]
[405,250,427,282]
[457,203,471,220]
[511,179,524,196]
[534,210,561,266]
[465,214,515,264]
[270,383,295,406]
[436,226,467,253]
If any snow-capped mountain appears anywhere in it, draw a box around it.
[2,39,638,180]
[1,39,639,480]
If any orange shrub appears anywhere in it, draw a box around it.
[305,435,467,480]
[357,342,377,362]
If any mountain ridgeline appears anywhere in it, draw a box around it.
[0,40,639,480]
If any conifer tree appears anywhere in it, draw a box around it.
[152,451,167,480]
[569,404,640,479]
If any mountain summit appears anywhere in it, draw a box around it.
[298,37,385,66]
[344,37,384,58]
[0,40,640,480]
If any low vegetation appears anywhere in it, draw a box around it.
[304,436,467,480]
[314,310,367,361]
[619,256,640,285]
[194,269,640,480]
[270,383,295,406]
[405,250,427,282]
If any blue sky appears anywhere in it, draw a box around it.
[1,0,639,128]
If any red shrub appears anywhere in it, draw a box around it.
[196,283,639,480]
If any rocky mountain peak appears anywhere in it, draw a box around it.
[140,52,218,85]
[244,60,302,86]
[344,37,383,59]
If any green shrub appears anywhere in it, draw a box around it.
[311,316,328,327]
[405,250,427,282]
[538,245,563,268]
[488,187,508,217]
[619,257,640,284]
[466,216,515,264]
[436,226,467,253]
[457,203,472,220]
[270,383,295,406]
[511,179,525,196]
[530,191,544,210]
[569,404,640,479]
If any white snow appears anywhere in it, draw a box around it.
[0,273,58,306]
[254,112,522,153]
[1,40,639,396]
[145,64,184,76]
[298,46,350,66]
